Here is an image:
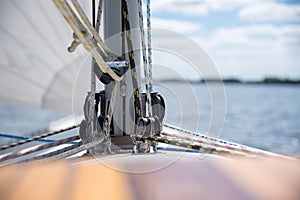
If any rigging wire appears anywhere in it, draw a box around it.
[95,0,104,32]
[92,0,96,27]
[0,132,78,144]
[0,125,79,151]
[89,0,97,139]
[121,0,127,136]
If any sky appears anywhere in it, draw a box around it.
[150,0,300,80]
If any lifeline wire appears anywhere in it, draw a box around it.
[0,133,77,144]
[0,125,79,151]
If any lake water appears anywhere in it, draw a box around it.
[0,84,299,156]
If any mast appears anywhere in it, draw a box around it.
[104,0,141,137]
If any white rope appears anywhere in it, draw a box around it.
[138,0,152,117]
[146,0,153,92]
[52,0,122,81]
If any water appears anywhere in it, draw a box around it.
[0,84,299,156]
[156,83,300,156]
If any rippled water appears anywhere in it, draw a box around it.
[157,83,300,156]
[0,84,299,156]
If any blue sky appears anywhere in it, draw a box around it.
[150,0,300,80]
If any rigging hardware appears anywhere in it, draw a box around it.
[53,0,165,154]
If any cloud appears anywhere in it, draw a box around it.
[238,2,300,22]
[151,0,274,16]
[150,23,300,79]
[152,18,201,35]
[152,0,208,16]
[207,0,263,11]
[197,25,300,79]
[150,0,300,79]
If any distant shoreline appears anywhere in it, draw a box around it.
[156,78,300,85]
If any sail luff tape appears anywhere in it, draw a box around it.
[71,0,111,56]
[53,0,122,82]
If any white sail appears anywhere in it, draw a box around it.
[0,0,95,114]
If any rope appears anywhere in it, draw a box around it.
[15,135,105,166]
[137,0,152,117]
[52,0,122,81]
[146,0,153,92]
[163,123,291,159]
[160,131,259,157]
[164,123,246,148]
[0,125,79,151]
[0,133,77,144]
[0,135,80,163]
[71,0,111,55]
[148,135,251,157]
[16,141,83,165]
[122,0,143,122]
